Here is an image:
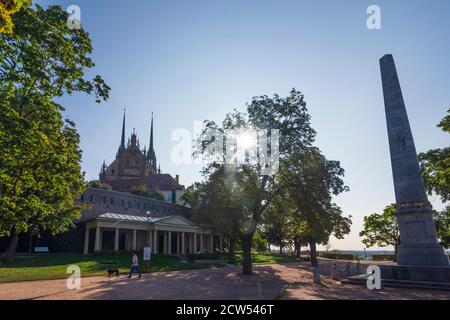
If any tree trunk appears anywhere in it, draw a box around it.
[5,233,19,263]
[228,237,236,264]
[241,235,253,275]
[267,242,271,253]
[309,241,318,267]
[279,243,283,254]
[28,234,34,254]
[295,240,301,258]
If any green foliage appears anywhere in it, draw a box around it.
[419,108,450,202]
[190,89,351,272]
[417,109,450,248]
[252,230,268,252]
[437,108,450,133]
[187,252,223,260]
[318,251,358,261]
[0,5,110,261]
[371,254,395,261]
[277,148,352,266]
[128,184,164,201]
[88,180,112,190]
[419,147,450,202]
[129,184,150,196]
[359,204,400,250]
[435,206,449,248]
[0,0,30,34]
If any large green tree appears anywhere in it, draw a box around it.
[359,204,400,260]
[278,148,352,267]
[0,5,110,262]
[418,109,449,202]
[182,164,243,263]
[262,197,291,254]
[418,108,449,248]
[194,89,316,274]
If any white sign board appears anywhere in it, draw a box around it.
[143,247,152,261]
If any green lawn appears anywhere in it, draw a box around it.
[234,251,304,265]
[0,251,304,283]
[190,251,305,265]
[0,253,210,283]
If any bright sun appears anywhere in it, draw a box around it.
[237,131,256,149]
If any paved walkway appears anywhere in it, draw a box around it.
[0,259,448,300]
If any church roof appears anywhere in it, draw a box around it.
[104,173,184,191]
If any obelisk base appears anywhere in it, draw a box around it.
[345,265,450,291]
[396,208,449,267]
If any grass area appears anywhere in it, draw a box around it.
[190,251,305,265]
[0,253,210,283]
[235,251,304,265]
[0,251,304,283]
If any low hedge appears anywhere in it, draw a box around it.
[371,254,395,261]
[187,253,224,260]
[318,252,358,261]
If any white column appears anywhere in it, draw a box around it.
[200,233,203,253]
[132,229,137,251]
[210,234,214,253]
[163,232,167,254]
[153,229,158,254]
[147,230,152,248]
[176,233,180,254]
[84,227,89,254]
[194,233,197,253]
[94,227,101,252]
[168,231,172,255]
[114,228,119,251]
[219,235,223,252]
[188,234,191,253]
[181,232,185,254]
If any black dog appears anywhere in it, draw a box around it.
[106,268,119,277]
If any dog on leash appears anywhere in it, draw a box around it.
[106,268,119,277]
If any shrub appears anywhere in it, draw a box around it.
[371,254,395,261]
[88,180,112,190]
[187,252,223,260]
[318,251,358,260]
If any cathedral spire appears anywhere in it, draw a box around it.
[147,113,157,172]
[119,108,126,153]
[99,160,106,181]
[149,113,154,155]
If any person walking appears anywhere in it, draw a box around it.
[128,252,142,278]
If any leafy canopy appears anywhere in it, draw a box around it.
[359,205,400,249]
[0,5,110,241]
[0,0,30,34]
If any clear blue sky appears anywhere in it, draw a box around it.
[36,0,450,250]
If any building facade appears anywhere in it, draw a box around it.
[80,112,219,255]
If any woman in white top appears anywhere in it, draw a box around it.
[128,252,142,278]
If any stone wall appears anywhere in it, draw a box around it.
[80,187,191,220]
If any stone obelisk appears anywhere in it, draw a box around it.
[380,54,449,267]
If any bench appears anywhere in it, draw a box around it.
[34,247,49,253]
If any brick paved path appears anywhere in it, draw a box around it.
[0,259,448,300]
